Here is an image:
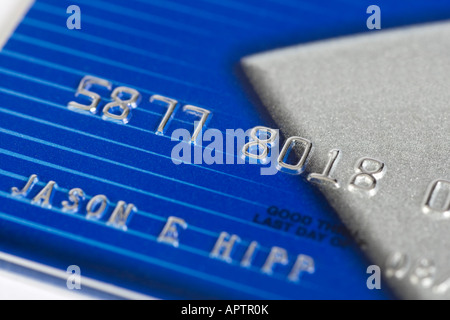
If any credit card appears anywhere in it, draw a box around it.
[2,0,444,299]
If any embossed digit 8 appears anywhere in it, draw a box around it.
[242,126,278,163]
[102,86,141,124]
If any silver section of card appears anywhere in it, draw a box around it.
[242,21,450,299]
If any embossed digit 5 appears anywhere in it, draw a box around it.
[68,76,112,114]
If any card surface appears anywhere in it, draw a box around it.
[1,0,447,299]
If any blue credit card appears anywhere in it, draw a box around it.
[0,0,448,299]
